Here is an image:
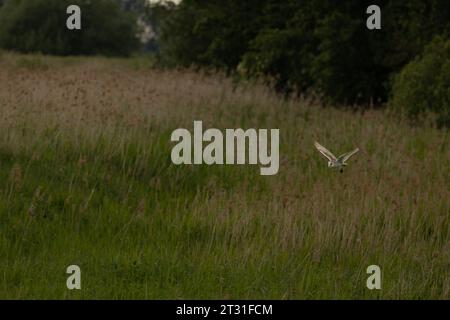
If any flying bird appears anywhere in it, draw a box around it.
[314,141,359,172]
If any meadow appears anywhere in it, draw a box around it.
[0,52,448,299]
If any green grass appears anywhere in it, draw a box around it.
[0,54,448,299]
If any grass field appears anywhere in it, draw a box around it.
[0,53,448,299]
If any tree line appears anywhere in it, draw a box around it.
[156,1,448,101]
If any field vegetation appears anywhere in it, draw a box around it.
[0,53,448,299]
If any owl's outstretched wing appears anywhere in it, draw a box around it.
[314,141,337,162]
[338,148,359,163]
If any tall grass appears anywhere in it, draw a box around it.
[0,54,448,299]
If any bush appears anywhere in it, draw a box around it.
[391,37,450,128]
[0,0,140,56]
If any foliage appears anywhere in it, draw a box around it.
[157,0,450,105]
[157,0,266,69]
[0,0,140,56]
[391,37,450,127]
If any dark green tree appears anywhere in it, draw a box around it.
[0,0,140,56]
[158,0,266,69]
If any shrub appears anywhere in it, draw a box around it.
[391,37,450,128]
[0,0,140,56]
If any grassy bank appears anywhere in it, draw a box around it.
[0,53,448,299]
